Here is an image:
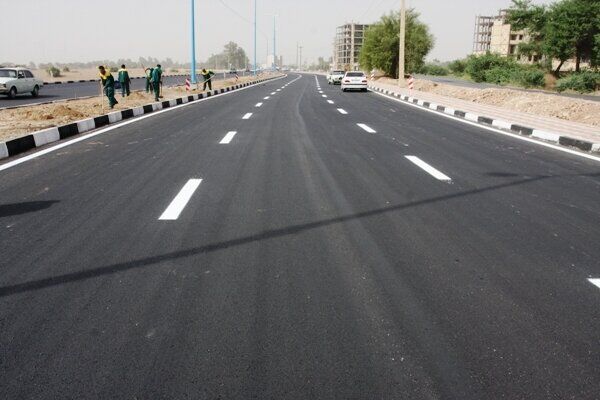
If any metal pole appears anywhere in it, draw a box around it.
[399,0,406,86]
[273,16,276,70]
[254,0,257,76]
[190,0,197,84]
[296,42,299,69]
[299,46,303,70]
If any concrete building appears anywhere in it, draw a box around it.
[473,10,529,59]
[333,23,370,71]
[266,54,283,69]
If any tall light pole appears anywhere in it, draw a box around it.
[253,0,257,75]
[398,0,406,87]
[273,15,277,69]
[299,46,303,70]
[190,0,197,84]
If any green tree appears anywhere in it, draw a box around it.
[508,0,600,74]
[359,10,434,78]
[206,42,249,70]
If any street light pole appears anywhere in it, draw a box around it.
[299,46,303,70]
[190,0,197,84]
[398,0,406,86]
[273,15,276,70]
[254,0,257,76]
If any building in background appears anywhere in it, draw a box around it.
[473,10,529,59]
[333,23,370,71]
[266,54,283,70]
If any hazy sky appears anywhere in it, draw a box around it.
[3,0,554,65]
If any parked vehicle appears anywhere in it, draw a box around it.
[0,67,44,98]
[327,70,346,85]
[341,71,368,92]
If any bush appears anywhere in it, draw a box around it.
[448,59,467,75]
[511,68,546,88]
[465,53,518,82]
[419,64,449,76]
[556,72,600,93]
[484,67,513,84]
[171,68,179,73]
[46,66,61,77]
[62,66,70,72]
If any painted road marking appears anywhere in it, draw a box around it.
[271,92,276,95]
[264,96,270,100]
[220,131,237,144]
[589,279,600,289]
[159,179,203,221]
[337,109,348,115]
[405,156,452,181]
[255,102,263,107]
[327,100,334,104]
[243,113,253,119]
[357,123,376,133]
[318,91,323,93]
[322,95,328,98]
[277,89,281,92]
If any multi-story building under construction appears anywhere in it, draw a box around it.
[333,23,370,71]
[473,10,531,60]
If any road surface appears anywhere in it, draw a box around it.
[0,73,244,109]
[1,74,599,399]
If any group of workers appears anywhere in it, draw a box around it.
[98,64,217,109]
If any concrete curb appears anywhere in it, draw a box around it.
[368,84,600,154]
[0,76,278,161]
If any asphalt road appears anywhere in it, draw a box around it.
[417,74,600,102]
[1,74,599,399]
[0,73,243,109]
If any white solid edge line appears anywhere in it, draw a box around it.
[220,131,237,144]
[370,89,600,164]
[405,156,452,181]
[0,75,290,172]
[255,102,263,107]
[242,113,253,119]
[327,100,334,104]
[357,123,376,133]
[588,278,600,289]
[337,108,348,115]
[159,179,203,221]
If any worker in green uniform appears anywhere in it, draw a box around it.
[118,64,131,97]
[98,66,118,109]
[201,68,215,91]
[151,64,163,101]
[145,67,153,93]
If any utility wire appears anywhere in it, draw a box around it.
[217,0,268,39]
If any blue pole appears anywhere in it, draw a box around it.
[190,0,197,84]
[254,0,257,76]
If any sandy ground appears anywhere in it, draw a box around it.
[33,67,190,81]
[376,77,600,127]
[0,74,276,142]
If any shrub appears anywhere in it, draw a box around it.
[62,66,70,72]
[171,68,179,73]
[465,53,517,82]
[46,66,61,77]
[556,72,599,93]
[448,59,467,75]
[511,68,546,88]
[484,67,513,84]
[419,64,449,76]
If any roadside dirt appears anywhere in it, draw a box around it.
[0,74,275,142]
[376,77,600,127]
[33,67,189,82]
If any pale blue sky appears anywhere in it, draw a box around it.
[3,0,554,65]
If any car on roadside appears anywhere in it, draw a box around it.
[341,71,368,92]
[0,67,44,99]
[327,70,345,85]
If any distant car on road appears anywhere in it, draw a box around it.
[341,71,368,92]
[229,68,237,74]
[0,67,44,99]
[327,70,345,85]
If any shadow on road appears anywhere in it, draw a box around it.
[0,172,598,298]
[0,201,59,218]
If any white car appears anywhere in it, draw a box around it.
[327,70,345,85]
[0,67,44,98]
[341,71,368,92]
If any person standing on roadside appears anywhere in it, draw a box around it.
[201,68,215,91]
[151,64,163,101]
[98,65,118,109]
[118,64,131,97]
[145,67,154,93]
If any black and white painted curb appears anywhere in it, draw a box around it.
[0,76,279,160]
[369,84,600,154]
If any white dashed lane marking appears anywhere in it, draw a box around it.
[357,123,375,133]
[589,279,600,290]
[327,100,334,104]
[220,131,237,144]
[243,113,253,119]
[255,103,263,107]
[159,179,203,221]
[405,156,452,182]
[337,109,348,115]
